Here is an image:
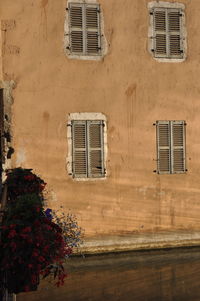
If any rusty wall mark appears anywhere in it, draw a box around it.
[3,45,20,56]
[1,19,19,80]
[1,20,16,31]
[155,175,162,227]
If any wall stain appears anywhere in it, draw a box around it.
[125,83,136,98]
[170,199,175,227]
[43,111,50,121]
[43,111,50,139]
[41,0,48,8]
[125,83,137,168]
[40,0,48,40]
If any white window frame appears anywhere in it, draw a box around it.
[156,120,186,174]
[148,1,187,62]
[67,113,107,180]
[64,0,107,60]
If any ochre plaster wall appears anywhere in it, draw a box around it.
[1,0,200,238]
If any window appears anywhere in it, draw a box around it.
[148,2,186,61]
[67,2,101,56]
[67,113,107,179]
[156,120,186,174]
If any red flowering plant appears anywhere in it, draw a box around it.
[0,168,83,294]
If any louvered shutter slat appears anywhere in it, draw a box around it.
[172,122,185,173]
[157,122,171,173]
[70,7,83,28]
[86,7,98,28]
[156,34,167,55]
[168,12,180,31]
[168,11,182,56]
[159,149,170,172]
[169,35,181,55]
[154,10,167,57]
[88,121,104,177]
[86,6,100,55]
[72,122,87,177]
[155,11,166,31]
[69,5,84,54]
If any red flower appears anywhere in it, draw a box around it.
[22,226,31,233]
[8,229,17,238]
[43,245,50,253]
[31,274,38,285]
[20,233,29,240]
[34,220,40,227]
[35,207,41,213]
[39,183,46,191]
[24,286,30,292]
[38,256,45,263]
[9,224,16,229]
[24,175,35,181]
[10,241,17,251]
[32,250,39,257]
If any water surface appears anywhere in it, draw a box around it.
[18,247,200,301]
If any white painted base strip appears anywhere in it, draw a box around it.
[78,231,200,254]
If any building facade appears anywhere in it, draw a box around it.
[1,0,200,252]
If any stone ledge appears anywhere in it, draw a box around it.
[78,231,200,254]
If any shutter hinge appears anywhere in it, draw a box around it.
[180,50,184,53]
[67,123,72,127]
[185,169,188,172]
[149,11,153,15]
[97,9,100,13]
[153,170,157,173]
[66,46,70,50]
[151,49,155,52]
[153,123,156,126]
[184,122,187,126]
[179,13,183,16]
[66,7,69,11]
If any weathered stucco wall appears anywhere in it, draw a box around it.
[1,0,200,242]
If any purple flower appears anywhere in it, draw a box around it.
[44,208,53,220]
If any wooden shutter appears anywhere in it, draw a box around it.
[69,4,84,54]
[171,121,185,173]
[168,10,182,57]
[72,121,87,177]
[157,121,171,174]
[86,4,101,55]
[87,121,104,177]
[153,8,183,59]
[154,9,167,57]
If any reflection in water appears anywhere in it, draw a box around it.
[18,247,200,301]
